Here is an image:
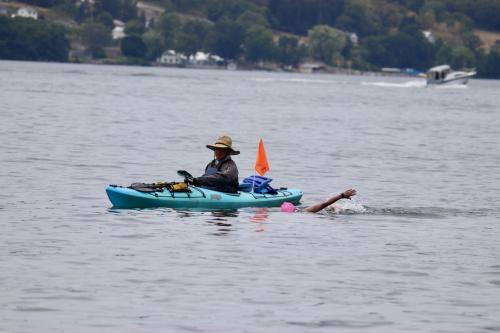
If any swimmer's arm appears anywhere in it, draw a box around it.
[305,189,357,213]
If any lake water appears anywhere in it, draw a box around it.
[1,60,499,332]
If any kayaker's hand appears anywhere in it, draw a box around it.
[341,189,357,199]
[185,176,196,185]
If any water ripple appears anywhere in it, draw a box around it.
[287,319,393,328]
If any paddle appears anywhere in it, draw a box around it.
[177,170,194,183]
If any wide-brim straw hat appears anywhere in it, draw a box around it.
[206,135,240,155]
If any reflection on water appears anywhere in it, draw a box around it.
[249,208,269,232]
[207,210,238,236]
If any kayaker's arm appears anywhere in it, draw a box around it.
[304,189,357,213]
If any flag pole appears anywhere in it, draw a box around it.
[252,174,257,193]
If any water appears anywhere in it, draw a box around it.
[1,60,500,332]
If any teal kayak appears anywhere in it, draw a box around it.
[106,185,303,209]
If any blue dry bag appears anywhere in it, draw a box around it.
[239,175,278,194]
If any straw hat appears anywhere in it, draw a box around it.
[206,135,240,155]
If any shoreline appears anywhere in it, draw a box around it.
[0,58,494,83]
[2,57,425,78]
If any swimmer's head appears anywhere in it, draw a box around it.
[280,202,296,213]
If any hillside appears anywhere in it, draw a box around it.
[475,29,500,52]
[1,0,499,78]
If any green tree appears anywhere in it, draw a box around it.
[204,18,244,59]
[277,35,305,67]
[96,11,114,30]
[243,25,276,62]
[477,48,500,78]
[175,19,211,57]
[125,19,146,35]
[335,1,383,37]
[157,12,179,49]
[268,0,344,35]
[95,0,137,21]
[307,25,346,65]
[80,22,110,58]
[55,1,79,20]
[376,1,404,28]
[392,0,425,12]
[143,30,165,61]
[172,0,204,13]
[443,0,500,31]
[361,35,395,68]
[362,29,435,70]
[417,7,437,29]
[419,1,447,22]
[205,0,256,22]
[236,10,269,30]
[442,12,474,31]
[20,0,64,7]
[75,1,90,23]
[119,0,137,21]
[436,43,475,69]
[0,16,69,62]
[121,35,147,58]
[472,0,500,30]
[95,0,120,18]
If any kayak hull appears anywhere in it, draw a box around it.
[106,185,303,209]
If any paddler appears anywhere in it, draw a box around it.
[187,135,239,193]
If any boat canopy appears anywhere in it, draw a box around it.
[427,65,452,81]
[428,65,451,73]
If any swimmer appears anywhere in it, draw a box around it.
[281,188,357,213]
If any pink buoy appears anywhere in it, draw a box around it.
[280,202,296,213]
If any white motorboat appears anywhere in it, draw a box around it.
[426,65,476,85]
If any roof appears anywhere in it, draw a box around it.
[428,65,451,72]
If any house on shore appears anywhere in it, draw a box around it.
[157,50,187,66]
[188,52,224,67]
[11,7,38,20]
[136,1,164,28]
[112,20,126,40]
[299,61,326,73]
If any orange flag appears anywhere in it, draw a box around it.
[255,138,270,176]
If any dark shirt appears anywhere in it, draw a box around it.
[193,157,239,193]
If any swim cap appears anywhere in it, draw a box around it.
[280,202,295,213]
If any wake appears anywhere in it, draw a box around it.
[362,80,469,89]
[361,80,426,88]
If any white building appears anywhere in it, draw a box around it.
[422,30,436,44]
[12,7,38,20]
[299,61,326,73]
[136,1,164,28]
[158,50,186,65]
[348,32,359,45]
[112,26,125,40]
[188,52,224,66]
[112,20,125,40]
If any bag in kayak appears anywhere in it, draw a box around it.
[239,176,278,194]
[129,181,189,193]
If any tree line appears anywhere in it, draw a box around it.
[0,16,69,61]
[0,0,499,78]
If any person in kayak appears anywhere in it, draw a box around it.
[188,135,239,193]
[281,188,357,213]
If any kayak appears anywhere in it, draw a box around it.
[106,185,303,209]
